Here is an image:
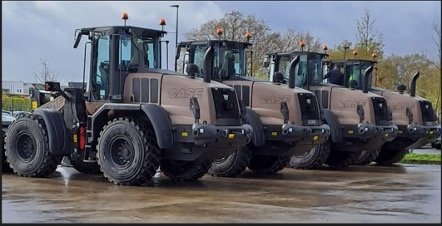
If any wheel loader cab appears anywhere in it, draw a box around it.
[271,53,325,88]
[329,59,374,90]
[74,26,164,102]
[177,40,251,81]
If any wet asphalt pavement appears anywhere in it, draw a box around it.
[1,161,441,223]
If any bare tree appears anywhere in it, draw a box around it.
[183,11,322,79]
[34,58,58,83]
[431,19,441,69]
[184,11,274,78]
[431,19,441,115]
[355,9,385,59]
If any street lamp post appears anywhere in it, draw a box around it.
[170,4,179,71]
[343,40,351,60]
[160,40,170,70]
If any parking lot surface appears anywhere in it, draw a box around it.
[2,162,441,223]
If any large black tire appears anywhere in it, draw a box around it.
[351,148,381,165]
[248,154,290,175]
[2,129,13,172]
[208,147,251,177]
[161,159,212,181]
[325,150,360,168]
[69,155,101,174]
[375,146,408,166]
[4,115,59,177]
[97,118,160,185]
[289,142,331,169]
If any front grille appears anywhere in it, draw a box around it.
[419,100,436,123]
[211,88,241,125]
[371,97,390,125]
[298,93,321,125]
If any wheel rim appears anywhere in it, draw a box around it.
[213,151,236,165]
[293,148,311,158]
[109,136,135,167]
[293,145,318,158]
[355,150,369,163]
[16,132,36,162]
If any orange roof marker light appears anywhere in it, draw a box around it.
[159,18,166,31]
[216,28,223,39]
[122,12,129,26]
[299,40,305,52]
[244,31,252,42]
[323,44,328,53]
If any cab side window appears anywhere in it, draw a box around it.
[95,36,110,100]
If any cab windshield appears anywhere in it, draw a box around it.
[187,42,248,81]
[344,62,372,89]
[92,30,160,100]
[213,44,247,80]
[118,34,159,71]
[291,54,324,87]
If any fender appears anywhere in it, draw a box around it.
[323,109,342,143]
[90,103,174,149]
[33,109,70,155]
[244,108,266,146]
[141,104,174,149]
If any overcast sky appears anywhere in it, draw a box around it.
[2,1,440,84]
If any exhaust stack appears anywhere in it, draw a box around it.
[288,56,300,89]
[362,65,373,93]
[408,71,420,97]
[203,46,213,83]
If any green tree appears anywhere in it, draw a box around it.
[376,53,441,114]
[327,9,385,61]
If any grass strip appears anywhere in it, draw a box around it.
[400,153,441,165]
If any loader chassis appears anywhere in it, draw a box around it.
[4,25,252,185]
[328,59,440,165]
[176,40,330,175]
[267,52,398,167]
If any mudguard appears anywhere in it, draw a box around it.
[33,109,70,155]
[141,104,174,149]
[244,108,266,146]
[323,109,342,143]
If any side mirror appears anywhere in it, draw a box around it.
[273,72,285,83]
[280,102,289,123]
[83,90,92,101]
[263,55,270,68]
[45,81,61,92]
[397,84,406,94]
[189,97,201,123]
[186,63,200,78]
[45,81,71,101]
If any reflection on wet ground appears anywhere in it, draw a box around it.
[2,163,441,223]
